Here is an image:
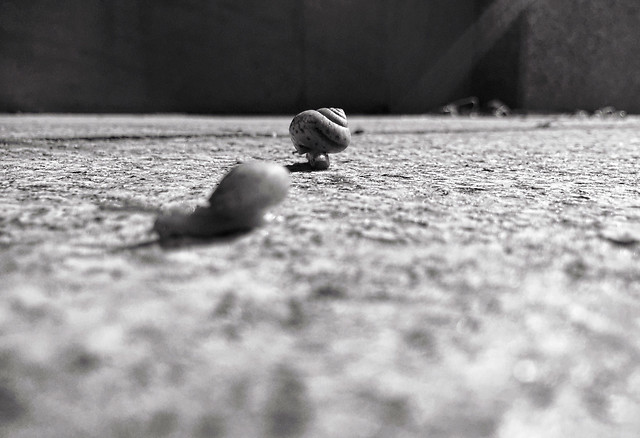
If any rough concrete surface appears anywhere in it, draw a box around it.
[1,114,640,437]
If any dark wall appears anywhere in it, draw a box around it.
[0,0,477,113]
[1,0,146,112]
[520,0,640,113]
[140,0,305,113]
[2,0,639,113]
[471,0,525,110]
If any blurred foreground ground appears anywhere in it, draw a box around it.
[1,114,640,437]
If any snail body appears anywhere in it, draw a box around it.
[153,162,290,239]
[289,107,351,170]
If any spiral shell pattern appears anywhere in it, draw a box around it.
[289,108,351,156]
[153,162,290,239]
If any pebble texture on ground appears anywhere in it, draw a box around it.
[1,114,640,437]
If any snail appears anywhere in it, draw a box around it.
[153,162,290,239]
[289,107,351,170]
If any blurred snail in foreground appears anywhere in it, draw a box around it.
[153,162,290,239]
[289,107,351,170]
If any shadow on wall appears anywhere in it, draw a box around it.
[0,0,638,114]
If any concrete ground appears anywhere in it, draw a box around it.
[1,113,640,437]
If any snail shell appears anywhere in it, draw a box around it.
[153,162,290,239]
[289,107,351,170]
